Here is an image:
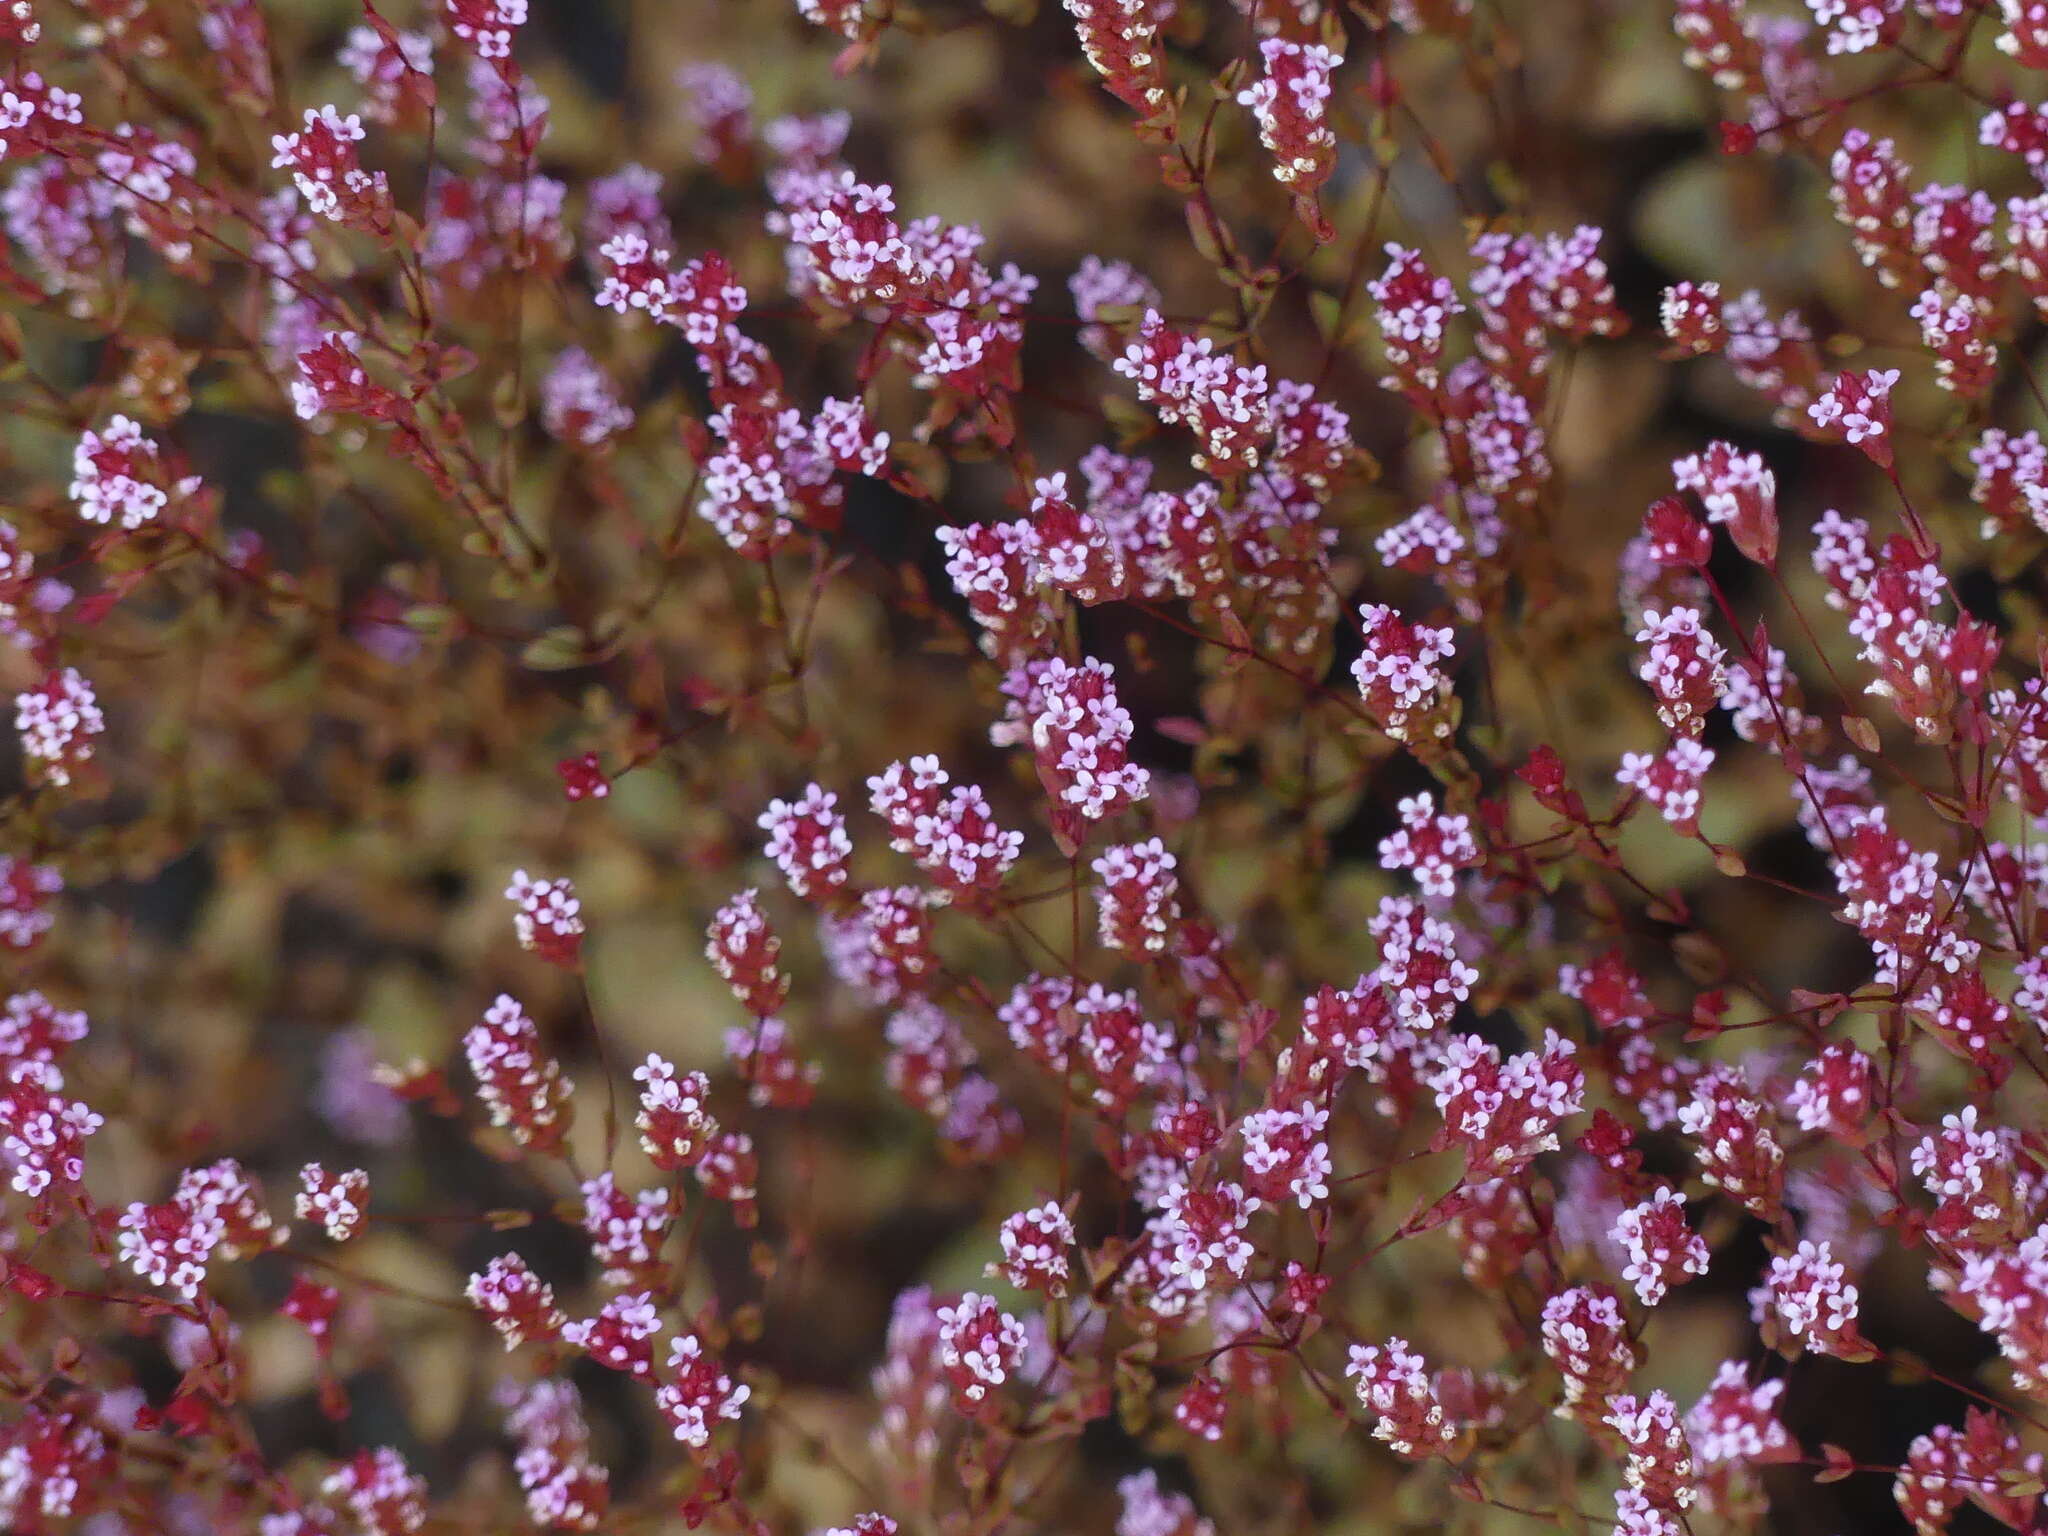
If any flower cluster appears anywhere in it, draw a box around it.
[294,1163,369,1243]
[1235,40,1341,238]
[1029,656,1151,831]
[14,667,103,788]
[16,6,2048,1536]
[504,870,585,966]
[270,106,391,232]
[465,995,574,1151]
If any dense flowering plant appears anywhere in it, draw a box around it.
[12,0,2048,1533]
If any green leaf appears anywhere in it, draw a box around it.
[402,605,456,638]
[521,626,589,671]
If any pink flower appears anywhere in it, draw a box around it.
[1346,1338,1459,1460]
[993,1201,1075,1295]
[1808,368,1903,467]
[465,995,574,1150]
[1613,1187,1710,1306]
[1030,656,1151,828]
[1376,792,1479,897]
[15,668,103,789]
[270,107,390,230]
[760,784,853,902]
[657,1332,750,1445]
[1759,1239,1871,1358]
[294,1163,369,1242]
[466,1255,566,1349]
[1235,40,1341,237]
[934,1292,1027,1414]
